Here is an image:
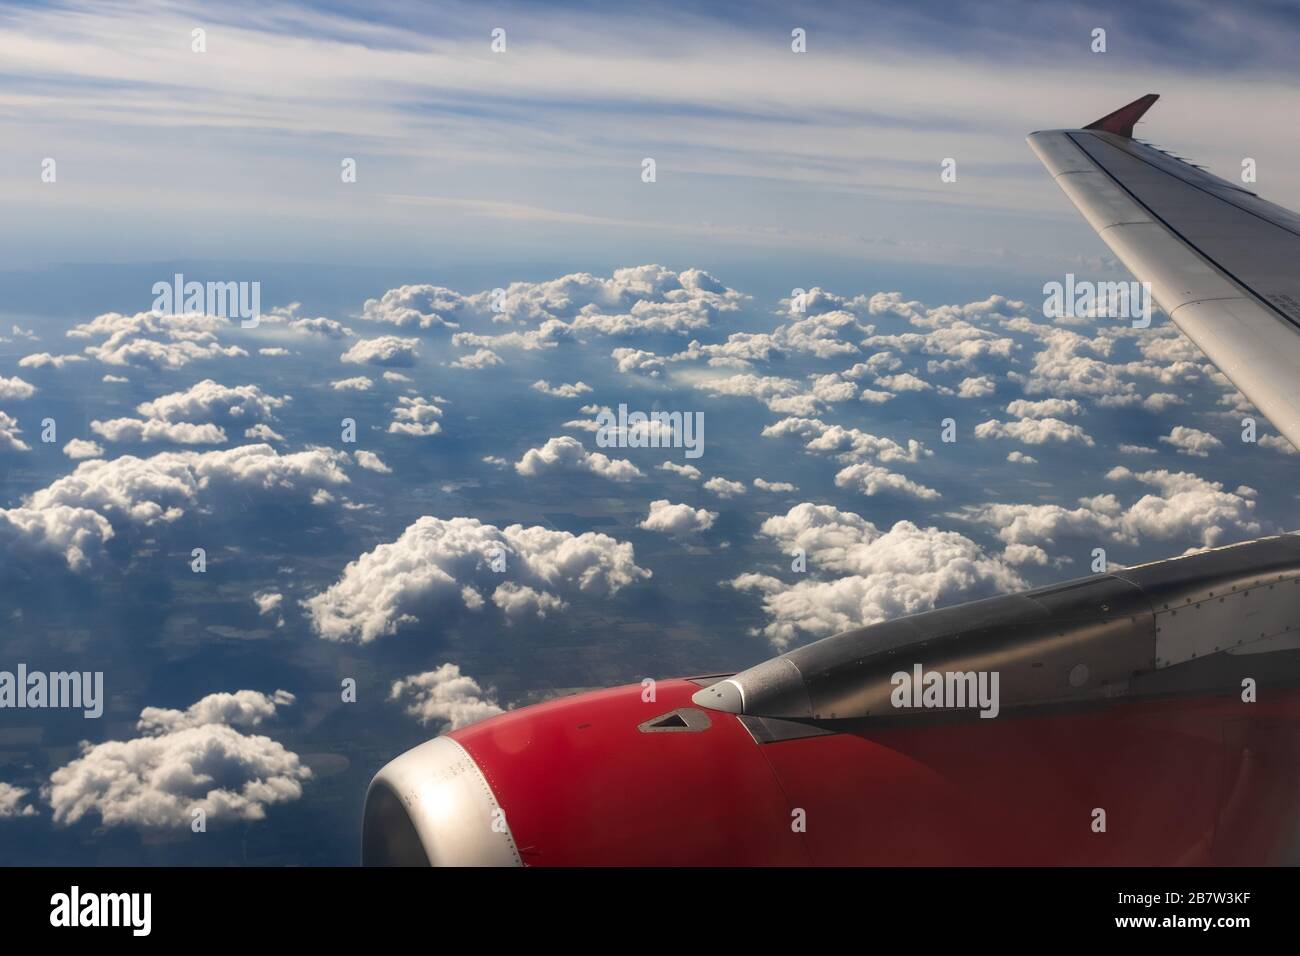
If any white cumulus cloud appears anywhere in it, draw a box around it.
[360,285,465,329]
[732,506,1024,648]
[331,376,373,391]
[62,439,105,460]
[0,376,35,400]
[639,499,717,537]
[532,379,593,398]
[974,417,1095,446]
[353,450,392,473]
[341,336,419,367]
[91,418,227,445]
[1160,425,1223,458]
[390,664,504,731]
[0,783,36,818]
[45,689,308,829]
[388,395,444,436]
[0,444,350,569]
[703,476,747,498]
[303,516,650,642]
[0,411,31,452]
[515,436,641,481]
[18,353,85,370]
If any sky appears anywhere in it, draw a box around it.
[1,0,1299,864]
[5,0,1300,277]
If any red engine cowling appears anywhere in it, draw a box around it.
[363,676,1300,865]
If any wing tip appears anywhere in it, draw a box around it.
[1084,93,1160,138]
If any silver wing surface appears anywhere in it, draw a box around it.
[1029,94,1300,450]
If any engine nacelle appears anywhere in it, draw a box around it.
[364,679,807,866]
[364,535,1300,866]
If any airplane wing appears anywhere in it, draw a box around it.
[1028,94,1300,450]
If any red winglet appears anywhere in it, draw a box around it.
[1084,93,1159,138]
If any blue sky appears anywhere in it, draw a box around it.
[3,0,1300,277]
[1,0,1299,863]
